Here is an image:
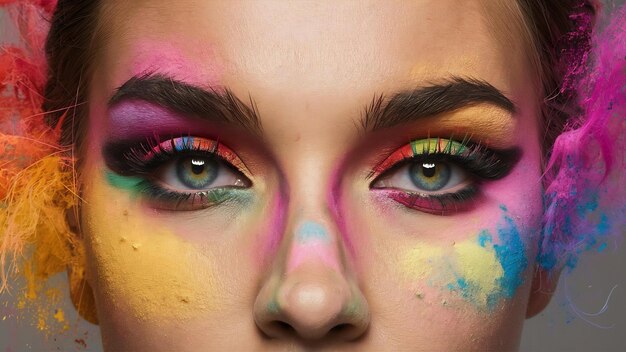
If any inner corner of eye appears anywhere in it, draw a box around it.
[369,173,389,189]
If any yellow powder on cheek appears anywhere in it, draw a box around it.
[83,177,217,322]
[400,243,445,281]
[452,241,504,307]
[400,238,505,309]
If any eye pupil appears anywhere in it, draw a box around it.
[422,163,436,177]
[190,159,205,174]
[409,161,451,191]
[177,157,218,189]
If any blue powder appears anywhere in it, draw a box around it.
[492,214,528,299]
[472,206,528,307]
[447,207,528,310]
[447,277,474,301]
[565,255,579,270]
[539,186,614,272]
[296,221,329,243]
[576,193,599,217]
[597,213,611,236]
[537,250,558,271]
[267,300,279,314]
[478,231,492,247]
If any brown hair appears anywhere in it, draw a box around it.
[514,0,595,152]
[43,1,101,148]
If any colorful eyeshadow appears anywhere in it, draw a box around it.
[370,137,520,214]
[104,170,250,211]
[102,135,252,211]
[378,186,478,215]
[133,136,248,177]
[373,138,469,177]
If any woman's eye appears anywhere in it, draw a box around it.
[157,155,248,191]
[410,162,453,191]
[373,159,470,194]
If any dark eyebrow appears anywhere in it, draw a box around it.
[360,77,516,131]
[109,74,262,135]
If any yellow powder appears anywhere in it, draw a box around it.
[401,237,505,309]
[53,308,65,323]
[83,175,218,323]
[401,243,445,280]
[452,241,503,307]
[1,156,78,292]
[37,315,46,331]
[0,154,86,331]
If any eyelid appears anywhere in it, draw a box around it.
[154,137,251,179]
[369,137,522,186]
[369,138,470,180]
[104,136,252,181]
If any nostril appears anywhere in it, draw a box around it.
[266,320,361,341]
[264,320,296,338]
[275,321,294,333]
[330,323,351,334]
[254,260,371,342]
[329,322,366,341]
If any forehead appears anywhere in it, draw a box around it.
[97,1,529,89]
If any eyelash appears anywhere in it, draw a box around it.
[103,135,251,211]
[103,135,519,214]
[369,137,520,214]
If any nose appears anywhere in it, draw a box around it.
[254,220,369,342]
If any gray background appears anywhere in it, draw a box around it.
[1,4,624,352]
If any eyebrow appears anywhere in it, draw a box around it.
[360,77,516,132]
[109,74,262,135]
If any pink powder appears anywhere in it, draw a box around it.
[128,40,225,88]
[540,3,626,270]
[286,227,342,274]
[256,190,288,264]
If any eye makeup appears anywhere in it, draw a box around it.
[370,137,521,214]
[102,135,252,211]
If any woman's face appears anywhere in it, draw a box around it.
[79,0,545,350]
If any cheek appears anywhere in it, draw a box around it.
[396,206,531,310]
[81,171,220,323]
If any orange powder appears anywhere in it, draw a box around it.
[1,154,80,335]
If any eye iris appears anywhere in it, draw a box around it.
[409,162,451,191]
[191,159,205,175]
[176,157,218,189]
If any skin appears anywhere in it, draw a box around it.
[74,0,556,350]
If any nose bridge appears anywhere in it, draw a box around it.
[276,141,350,260]
[252,127,370,341]
[253,182,369,341]
[286,218,343,273]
